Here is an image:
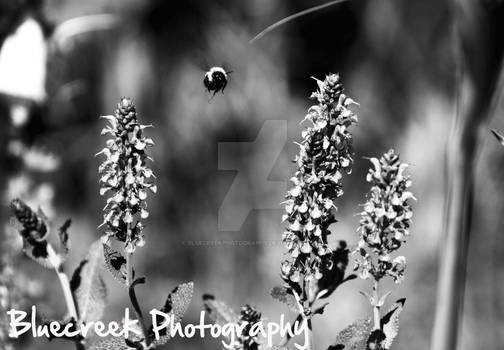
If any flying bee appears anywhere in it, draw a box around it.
[203,67,231,96]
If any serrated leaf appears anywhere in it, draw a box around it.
[103,244,127,285]
[381,298,405,349]
[148,282,194,346]
[88,337,133,350]
[270,286,299,313]
[332,319,371,350]
[151,334,171,347]
[203,294,240,326]
[71,240,107,323]
[165,282,194,322]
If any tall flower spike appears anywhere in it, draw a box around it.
[354,149,414,283]
[98,98,156,253]
[281,74,358,296]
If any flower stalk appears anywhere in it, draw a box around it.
[280,74,358,349]
[98,97,155,346]
[10,199,85,350]
[46,244,78,320]
[372,280,380,330]
[354,149,414,334]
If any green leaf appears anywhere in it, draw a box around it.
[71,240,107,323]
[381,298,405,349]
[270,286,299,313]
[202,294,240,326]
[103,244,127,285]
[331,319,371,350]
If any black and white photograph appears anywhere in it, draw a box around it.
[1,0,504,349]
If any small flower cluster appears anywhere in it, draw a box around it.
[237,305,261,350]
[10,198,48,255]
[98,98,156,253]
[281,74,358,290]
[354,149,414,283]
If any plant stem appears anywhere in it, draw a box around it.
[47,244,78,319]
[126,250,149,344]
[46,244,85,350]
[431,2,504,349]
[126,251,132,286]
[372,280,380,330]
[280,314,303,346]
[307,318,314,350]
[291,289,313,350]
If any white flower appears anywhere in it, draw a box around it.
[98,98,155,253]
[282,74,358,293]
[354,150,414,282]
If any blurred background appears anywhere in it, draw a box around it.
[0,0,502,349]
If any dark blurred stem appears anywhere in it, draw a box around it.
[126,251,132,285]
[431,1,504,349]
[126,251,149,344]
[47,244,85,350]
[431,96,475,350]
[372,281,380,330]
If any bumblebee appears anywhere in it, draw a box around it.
[203,67,230,96]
